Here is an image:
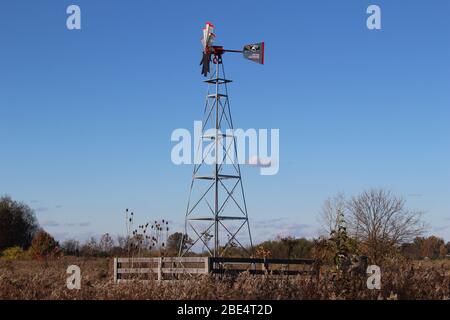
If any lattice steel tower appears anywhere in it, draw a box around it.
[179,54,254,257]
[179,23,264,257]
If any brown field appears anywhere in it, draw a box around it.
[0,257,449,300]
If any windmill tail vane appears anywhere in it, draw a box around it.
[200,22,264,76]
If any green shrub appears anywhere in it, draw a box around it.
[2,246,28,260]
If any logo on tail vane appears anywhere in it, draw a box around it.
[243,42,264,65]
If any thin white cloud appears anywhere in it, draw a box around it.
[42,220,60,227]
[247,156,273,168]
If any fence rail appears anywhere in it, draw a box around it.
[113,256,317,283]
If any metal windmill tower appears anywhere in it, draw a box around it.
[179,23,264,257]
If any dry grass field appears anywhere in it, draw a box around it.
[1,257,449,300]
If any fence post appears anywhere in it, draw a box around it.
[205,257,211,274]
[113,258,118,284]
[158,257,163,281]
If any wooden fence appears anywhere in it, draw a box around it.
[210,257,318,276]
[114,257,209,283]
[113,256,318,283]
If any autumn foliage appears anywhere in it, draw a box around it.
[28,231,61,260]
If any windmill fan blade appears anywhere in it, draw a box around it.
[202,22,215,51]
[200,52,211,77]
[200,22,215,76]
[201,36,206,49]
[243,42,265,65]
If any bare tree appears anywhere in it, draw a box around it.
[347,189,427,263]
[99,233,114,254]
[318,193,347,236]
[61,239,80,256]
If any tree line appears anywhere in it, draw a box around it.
[1,191,449,263]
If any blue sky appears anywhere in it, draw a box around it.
[1,0,449,243]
